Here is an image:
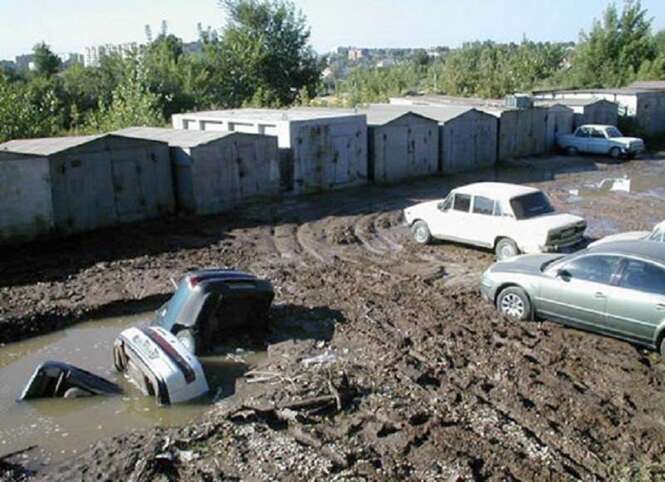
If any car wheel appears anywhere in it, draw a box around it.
[609,147,621,159]
[176,328,197,354]
[495,238,519,261]
[497,287,532,321]
[566,146,578,156]
[412,220,432,245]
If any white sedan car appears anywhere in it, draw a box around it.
[589,221,665,247]
[403,182,587,260]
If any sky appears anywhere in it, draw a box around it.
[1,0,665,60]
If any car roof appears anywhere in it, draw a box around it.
[587,240,665,264]
[654,221,665,231]
[452,182,539,201]
[185,269,258,284]
[577,124,615,130]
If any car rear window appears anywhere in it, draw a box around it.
[620,260,665,295]
[453,193,471,212]
[510,192,555,220]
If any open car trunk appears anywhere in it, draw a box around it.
[19,361,121,401]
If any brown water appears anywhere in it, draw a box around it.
[0,312,265,468]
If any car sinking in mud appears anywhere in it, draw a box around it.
[152,269,274,355]
[404,182,587,260]
[557,125,645,159]
[481,240,665,355]
[114,326,209,405]
[589,220,665,248]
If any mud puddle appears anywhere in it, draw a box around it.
[0,312,265,470]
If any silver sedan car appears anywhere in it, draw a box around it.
[481,240,665,354]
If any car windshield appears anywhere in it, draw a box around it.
[159,280,191,325]
[541,251,586,272]
[510,192,555,220]
[605,127,623,138]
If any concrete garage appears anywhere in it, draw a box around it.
[535,98,618,128]
[0,134,174,238]
[0,152,55,242]
[389,95,552,161]
[533,88,665,136]
[543,104,575,151]
[361,107,439,184]
[173,109,367,195]
[116,127,280,215]
[376,104,498,174]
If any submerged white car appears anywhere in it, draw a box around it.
[589,221,665,247]
[403,182,587,260]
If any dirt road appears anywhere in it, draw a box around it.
[3,154,665,480]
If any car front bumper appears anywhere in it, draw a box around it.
[480,276,495,303]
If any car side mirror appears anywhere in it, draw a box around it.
[437,201,447,211]
[557,269,572,281]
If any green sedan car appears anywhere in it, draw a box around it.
[481,240,665,354]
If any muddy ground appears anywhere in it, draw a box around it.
[2,153,665,481]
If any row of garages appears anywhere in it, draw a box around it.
[0,98,619,243]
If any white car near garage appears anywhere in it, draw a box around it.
[589,220,665,247]
[403,182,587,260]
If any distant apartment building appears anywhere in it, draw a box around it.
[57,52,84,68]
[0,60,16,72]
[84,42,143,67]
[348,47,369,62]
[14,54,35,71]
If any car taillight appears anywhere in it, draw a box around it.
[189,276,200,288]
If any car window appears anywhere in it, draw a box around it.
[472,196,494,215]
[606,127,623,138]
[648,229,663,242]
[494,202,505,217]
[510,191,555,220]
[442,195,453,210]
[590,129,605,138]
[453,193,471,212]
[562,255,621,284]
[620,260,665,295]
[575,128,589,138]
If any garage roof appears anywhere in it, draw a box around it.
[0,134,105,156]
[115,127,238,148]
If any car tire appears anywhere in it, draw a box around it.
[412,220,432,245]
[497,287,532,322]
[658,336,665,357]
[609,147,621,159]
[176,328,197,355]
[495,238,520,261]
[566,146,578,156]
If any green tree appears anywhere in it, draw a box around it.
[85,58,164,133]
[570,0,656,87]
[0,73,60,142]
[33,42,62,77]
[209,0,322,107]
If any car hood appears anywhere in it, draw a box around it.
[404,200,441,216]
[490,253,563,275]
[588,230,649,247]
[516,213,585,232]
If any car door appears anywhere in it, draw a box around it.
[573,127,591,152]
[588,128,608,154]
[469,195,498,247]
[431,193,471,241]
[605,259,665,344]
[537,255,622,330]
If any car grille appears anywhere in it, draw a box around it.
[548,222,586,245]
